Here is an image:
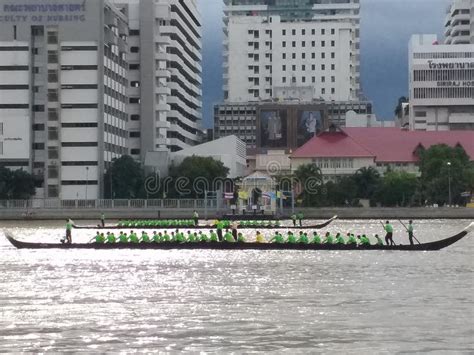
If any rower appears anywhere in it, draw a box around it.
[291,214,297,227]
[193,210,199,226]
[311,232,322,244]
[297,212,304,227]
[129,230,139,243]
[210,230,219,242]
[187,231,195,243]
[375,234,384,246]
[323,232,334,244]
[224,229,235,243]
[347,233,357,245]
[170,231,176,242]
[407,220,415,246]
[237,232,246,243]
[153,231,161,243]
[384,221,395,246]
[93,232,105,244]
[255,231,265,243]
[141,231,150,243]
[176,231,186,243]
[360,234,371,246]
[199,231,209,242]
[119,231,128,243]
[335,233,345,244]
[107,232,116,244]
[269,232,284,244]
[287,232,297,244]
[298,232,309,244]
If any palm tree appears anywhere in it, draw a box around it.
[353,167,381,199]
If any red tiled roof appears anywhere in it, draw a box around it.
[291,127,474,163]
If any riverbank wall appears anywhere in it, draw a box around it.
[0,207,473,221]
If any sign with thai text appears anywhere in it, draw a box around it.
[428,61,474,70]
[0,1,86,23]
[437,81,474,87]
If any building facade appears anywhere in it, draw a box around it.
[408,34,474,131]
[223,0,361,103]
[444,0,473,45]
[113,0,202,173]
[0,0,129,199]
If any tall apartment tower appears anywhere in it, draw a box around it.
[113,0,202,174]
[444,0,474,44]
[223,0,361,103]
[0,0,129,199]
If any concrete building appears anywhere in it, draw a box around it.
[112,0,202,174]
[223,0,361,103]
[291,127,474,180]
[408,34,474,131]
[170,135,247,179]
[444,0,474,45]
[0,0,129,199]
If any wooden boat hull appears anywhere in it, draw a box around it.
[4,228,470,251]
[74,216,337,231]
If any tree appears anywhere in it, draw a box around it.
[419,144,474,205]
[375,171,418,207]
[168,156,229,198]
[104,155,145,199]
[394,96,408,118]
[0,167,36,199]
[352,167,381,200]
[293,163,323,206]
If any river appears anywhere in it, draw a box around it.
[0,219,473,353]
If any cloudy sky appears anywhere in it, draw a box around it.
[198,0,451,127]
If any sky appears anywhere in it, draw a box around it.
[198,0,451,127]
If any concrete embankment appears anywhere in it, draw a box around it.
[0,207,473,221]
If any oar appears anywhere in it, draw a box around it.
[398,220,421,245]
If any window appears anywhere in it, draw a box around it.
[321,53,325,59]
[292,65,296,71]
[0,141,4,155]
[415,111,427,117]
[33,105,44,112]
[47,31,58,44]
[292,41,296,47]
[131,47,140,53]
[129,98,140,104]
[0,122,3,135]
[292,29,296,35]
[282,53,286,59]
[312,64,315,70]
[312,29,315,35]
[48,185,59,198]
[129,64,140,70]
[282,65,286,71]
[311,53,315,59]
[312,77,316,83]
[331,29,335,35]
[302,41,305,47]
[131,114,140,121]
[331,64,335,70]
[48,69,58,83]
[48,127,59,140]
[321,88,326,94]
[47,50,58,63]
[331,88,335,94]
[292,53,296,59]
[321,76,325,83]
[302,77,306,83]
[302,53,305,59]
[48,108,58,121]
[331,40,335,47]
[131,148,140,155]
[302,65,306,71]
[302,29,305,35]
[331,52,335,59]
[331,76,335,83]
[33,124,45,131]
[282,29,286,36]
[321,41,325,47]
[33,143,45,150]
[131,81,140,87]
[48,89,58,102]
[130,29,140,36]
[321,29,325,35]
[321,64,325,70]
[282,77,286,83]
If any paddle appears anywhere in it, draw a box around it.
[398,220,421,245]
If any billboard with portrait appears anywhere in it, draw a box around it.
[260,110,287,148]
[297,110,322,147]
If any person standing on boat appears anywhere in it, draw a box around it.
[216,220,224,241]
[407,220,415,246]
[65,219,74,244]
[297,212,304,227]
[193,210,199,226]
[384,221,395,246]
[291,213,297,227]
[100,212,105,228]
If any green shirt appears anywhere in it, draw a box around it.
[200,234,209,242]
[129,233,139,243]
[312,235,322,244]
[287,234,297,244]
[142,233,150,243]
[347,235,357,244]
[107,234,116,243]
[271,234,284,244]
[210,232,218,242]
[163,233,170,242]
[298,234,309,244]
[66,222,73,231]
[407,224,414,233]
[119,234,128,243]
[224,232,235,243]
[153,233,161,243]
[361,236,371,245]
[336,235,345,244]
[385,224,394,233]
[324,235,334,244]
[237,234,246,242]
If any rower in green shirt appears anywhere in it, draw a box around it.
[347,233,357,245]
[186,231,195,243]
[153,231,161,243]
[176,232,186,243]
[107,232,116,243]
[309,232,320,244]
[384,220,395,246]
[270,232,284,244]
[141,231,150,243]
[210,230,219,242]
[335,233,345,244]
[324,232,334,244]
[224,230,235,243]
[298,232,309,244]
[237,232,246,243]
[360,234,371,246]
[119,231,128,243]
[129,231,139,243]
[287,232,297,244]
[199,231,209,242]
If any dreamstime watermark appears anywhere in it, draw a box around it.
[143,160,326,196]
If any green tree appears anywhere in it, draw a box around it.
[168,156,229,198]
[375,171,418,207]
[293,163,323,206]
[0,167,36,199]
[104,155,145,199]
[352,166,381,200]
[419,144,474,205]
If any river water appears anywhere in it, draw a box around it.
[0,219,473,353]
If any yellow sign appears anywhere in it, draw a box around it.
[239,191,248,200]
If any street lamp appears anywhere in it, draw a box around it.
[447,162,452,206]
[85,166,89,201]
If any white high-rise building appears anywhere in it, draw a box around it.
[113,0,202,174]
[223,0,361,103]
[444,0,474,45]
[408,35,473,131]
[0,0,129,199]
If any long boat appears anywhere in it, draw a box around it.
[74,216,338,230]
[4,223,472,251]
